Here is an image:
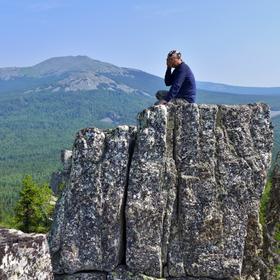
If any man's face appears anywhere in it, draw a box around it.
[167,55,181,67]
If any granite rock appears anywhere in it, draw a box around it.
[0,228,53,279]
[48,101,274,279]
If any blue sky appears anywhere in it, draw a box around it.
[0,0,279,86]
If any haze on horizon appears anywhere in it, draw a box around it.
[1,0,280,87]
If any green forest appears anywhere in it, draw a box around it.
[0,89,152,225]
[0,88,279,227]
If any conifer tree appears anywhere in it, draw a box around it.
[14,174,54,233]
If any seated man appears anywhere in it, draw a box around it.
[155,50,196,105]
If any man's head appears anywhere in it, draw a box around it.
[167,50,182,68]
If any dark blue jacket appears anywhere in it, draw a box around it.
[164,61,196,103]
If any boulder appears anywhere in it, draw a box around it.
[0,228,53,279]
[48,101,274,279]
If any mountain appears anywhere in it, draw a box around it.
[0,55,163,96]
[197,81,280,95]
[197,89,280,111]
[0,55,279,226]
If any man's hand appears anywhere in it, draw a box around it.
[159,99,168,105]
[166,57,172,68]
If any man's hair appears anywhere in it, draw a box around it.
[167,50,182,59]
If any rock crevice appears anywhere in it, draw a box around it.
[48,101,274,280]
[120,136,137,266]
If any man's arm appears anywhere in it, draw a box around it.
[164,67,172,86]
[164,67,186,102]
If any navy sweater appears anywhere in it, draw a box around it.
[164,61,196,103]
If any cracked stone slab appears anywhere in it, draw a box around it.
[49,101,273,280]
[126,102,273,279]
[0,228,53,279]
[48,125,137,274]
[125,105,177,278]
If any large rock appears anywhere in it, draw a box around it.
[126,105,177,277]
[0,228,53,279]
[49,125,136,274]
[48,101,274,279]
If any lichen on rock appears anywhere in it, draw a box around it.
[48,100,274,280]
[0,228,53,279]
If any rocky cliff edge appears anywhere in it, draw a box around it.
[48,100,274,280]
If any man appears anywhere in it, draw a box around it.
[154,50,196,105]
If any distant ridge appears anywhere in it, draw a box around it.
[197,81,280,95]
[0,55,279,95]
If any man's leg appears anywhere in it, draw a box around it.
[170,98,190,105]
[154,90,169,105]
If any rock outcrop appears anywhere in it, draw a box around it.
[261,151,280,279]
[48,100,274,279]
[50,150,73,196]
[0,228,53,279]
